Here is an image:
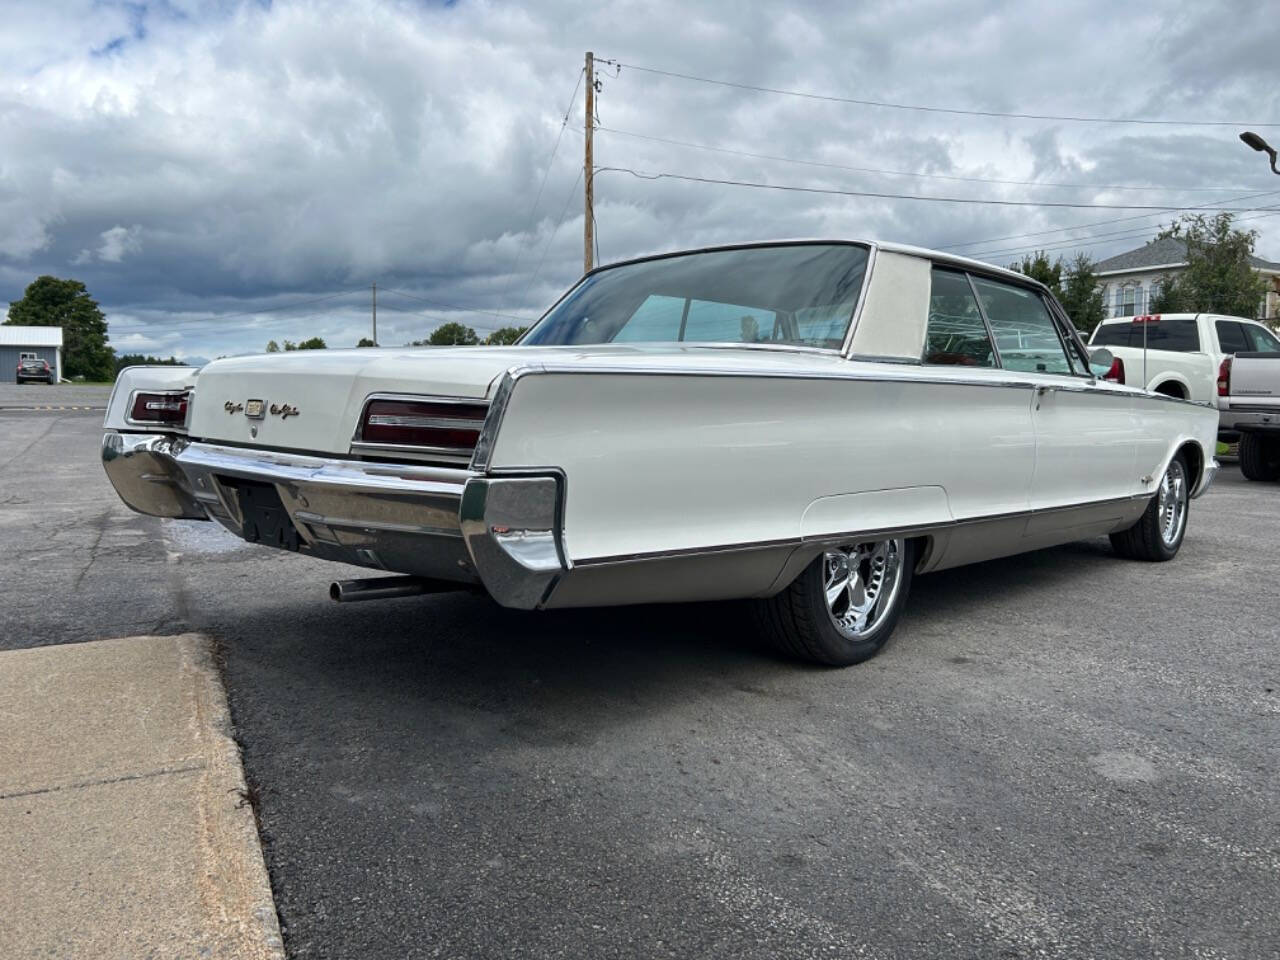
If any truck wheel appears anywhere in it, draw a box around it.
[1110,454,1189,561]
[755,538,913,666]
[1239,433,1280,481]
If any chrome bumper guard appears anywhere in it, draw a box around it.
[102,432,567,609]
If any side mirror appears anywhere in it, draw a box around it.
[1088,347,1115,378]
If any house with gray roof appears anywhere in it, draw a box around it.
[1095,236,1280,320]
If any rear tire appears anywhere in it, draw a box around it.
[1239,433,1280,482]
[755,538,914,666]
[1110,453,1189,561]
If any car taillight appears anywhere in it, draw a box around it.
[1104,356,1125,384]
[130,391,189,425]
[358,398,488,452]
[1217,357,1232,396]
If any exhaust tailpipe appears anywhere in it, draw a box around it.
[329,575,468,603]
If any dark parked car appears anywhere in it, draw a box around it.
[16,358,55,384]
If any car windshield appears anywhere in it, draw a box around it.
[521,243,870,349]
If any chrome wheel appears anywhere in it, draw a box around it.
[822,539,906,640]
[1157,458,1188,547]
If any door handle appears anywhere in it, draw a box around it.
[1035,385,1056,409]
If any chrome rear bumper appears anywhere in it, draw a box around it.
[102,432,566,609]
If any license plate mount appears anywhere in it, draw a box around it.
[228,479,300,551]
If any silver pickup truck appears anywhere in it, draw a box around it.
[1221,352,1280,480]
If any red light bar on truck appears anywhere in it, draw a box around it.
[129,391,189,425]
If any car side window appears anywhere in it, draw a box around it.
[1215,320,1249,354]
[923,269,996,367]
[971,277,1072,374]
[1243,323,1280,352]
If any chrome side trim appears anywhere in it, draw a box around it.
[570,493,1154,568]
[469,360,1062,471]
[1191,458,1219,499]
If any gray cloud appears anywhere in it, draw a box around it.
[1,0,1277,358]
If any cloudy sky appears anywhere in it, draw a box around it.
[2,0,1278,359]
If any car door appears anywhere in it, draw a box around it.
[969,276,1140,523]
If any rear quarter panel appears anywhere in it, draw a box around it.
[487,369,1039,563]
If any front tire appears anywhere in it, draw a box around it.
[1239,433,1280,481]
[755,538,914,666]
[1110,454,1189,561]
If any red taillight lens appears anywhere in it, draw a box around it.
[1104,356,1125,384]
[359,399,488,450]
[130,391,189,424]
[1217,357,1232,396]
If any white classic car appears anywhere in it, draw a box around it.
[102,241,1218,665]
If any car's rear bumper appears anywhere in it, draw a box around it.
[101,432,566,609]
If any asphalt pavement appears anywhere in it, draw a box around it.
[2,407,1277,959]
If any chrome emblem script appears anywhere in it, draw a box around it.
[244,399,266,419]
[224,401,244,414]
[269,402,299,420]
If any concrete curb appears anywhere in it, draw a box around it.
[0,634,285,959]
[184,634,287,960]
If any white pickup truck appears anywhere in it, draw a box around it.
[1088,313,1280,438]
[1220,351,1280,480]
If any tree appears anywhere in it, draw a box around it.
[281,339,298,351]
[485,326,528,345]
[1010,250,1104,334]
[1057,254,1106,334]
[5,275,115,380]
[296,337,327,350]
[115,354,183,376]
[266,340,281,352]
[356,337,375,347]
[1010,251,1062,294]
[1150,213,1267,317]
[427,322,479,346]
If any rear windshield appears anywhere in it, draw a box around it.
[1091,317,1201,352]
[522,243,870,350]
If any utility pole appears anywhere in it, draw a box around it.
[371,281,377,346]
[583,50,595,275]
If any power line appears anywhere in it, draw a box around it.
[594,166,1280,212]
[611,60,1280,128]
[969,208,1280,263]
[499,68,586,307]
[943,189,1280,251]
[595,125,1257,193]
[522,166,583,304]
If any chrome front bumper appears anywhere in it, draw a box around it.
[102,432,566,609]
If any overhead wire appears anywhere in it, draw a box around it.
[522,166,583,304]
[943,188,1280,252]
[594,166,1280,212]
[610,60,1280,128]
[498,68,586,308]
[594,125,1258,193]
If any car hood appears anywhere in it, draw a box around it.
[185,344,852,456]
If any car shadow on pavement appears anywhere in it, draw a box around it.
[206,537,1123,739]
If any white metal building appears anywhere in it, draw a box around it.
[0,326,64,382]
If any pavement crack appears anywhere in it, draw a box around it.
[0,761,208,801]
[71,508,113,591]
[0,414,65,474]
